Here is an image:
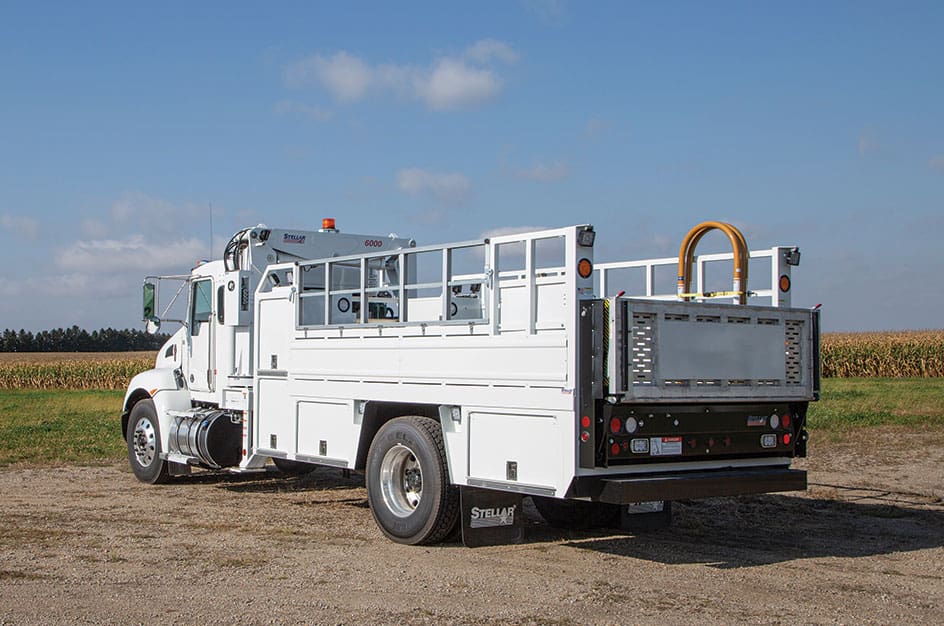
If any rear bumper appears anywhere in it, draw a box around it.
[568,467,807,504]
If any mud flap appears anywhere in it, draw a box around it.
[459,486,524,547]
[617,500,672,532]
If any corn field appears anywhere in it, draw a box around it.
[821,330,944,378]
[1,331,942,389]
[0,352,155,390]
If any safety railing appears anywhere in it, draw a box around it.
[595,246,799,308]
[295,239,490,329]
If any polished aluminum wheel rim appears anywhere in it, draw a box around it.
[132,417,157,467]
[380,443,422,518]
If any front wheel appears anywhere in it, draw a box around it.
[366,416,458,545]
[126,399,170,484]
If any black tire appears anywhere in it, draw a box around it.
[126,399,170,484]
[532,496,620,530]
[366,416,459,545]
[273,457,317,475]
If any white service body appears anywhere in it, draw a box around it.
[123,221,819,545]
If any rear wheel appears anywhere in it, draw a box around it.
[126,399,170,484]
[532,496,620,530]
[366,416,459,545]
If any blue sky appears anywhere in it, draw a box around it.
[1,1,942,332]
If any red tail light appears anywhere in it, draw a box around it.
[782,433,792,445]
[610,417,622,434]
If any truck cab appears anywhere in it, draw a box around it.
[122,220,415,471]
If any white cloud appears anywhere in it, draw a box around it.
[284,51,372,101]
[396,168,471,205]
[54,235,207,274]
[0,271,134,302]
[512,161,569,182]
[284,40,516,111]
[0,213,39,239]
[417,59,501,110]
[274,99,332,122]
[2,193,242,331]
[104,192,221,242]
[930,156,944,173]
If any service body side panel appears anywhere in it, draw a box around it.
[274,330,575,491]
[253,286,295,455]
[250,292,577,492]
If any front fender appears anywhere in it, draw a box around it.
[121,368,191,448]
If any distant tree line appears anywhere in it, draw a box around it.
[0,326,171,352]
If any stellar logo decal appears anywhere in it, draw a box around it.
[283,233,306,244]
[470,505,516,528]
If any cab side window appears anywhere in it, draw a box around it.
[190,279,213,334]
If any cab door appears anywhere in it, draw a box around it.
[188,278,215,392]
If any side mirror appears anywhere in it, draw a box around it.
[143,282,156,320]
[143,282,161,334]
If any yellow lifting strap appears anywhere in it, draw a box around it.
[677,290,747,299]
[677,221,749,305]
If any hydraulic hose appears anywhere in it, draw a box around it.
[677,221,749,305]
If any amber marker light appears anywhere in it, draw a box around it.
[577,258,593,278]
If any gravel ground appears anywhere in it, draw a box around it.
[1,428,942,625]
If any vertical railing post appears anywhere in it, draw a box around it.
[773,246,792,308]
[696,257,706,302]
[441,247,451,322]
[359,257,367,323]
[526,237,536,334]
[398,252,407,322]
[489,241,500,335]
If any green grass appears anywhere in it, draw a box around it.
[1,380,943,467]
[808,378,944,432]
[0,390,125,466]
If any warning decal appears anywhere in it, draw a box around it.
[650,436,683,456]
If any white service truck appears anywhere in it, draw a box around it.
[124,219,819,546]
